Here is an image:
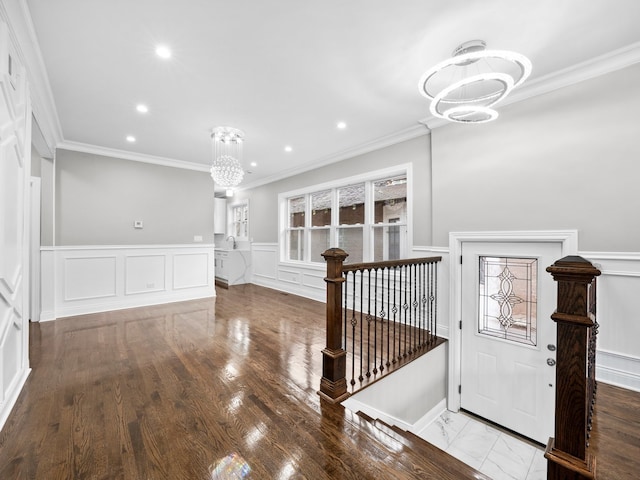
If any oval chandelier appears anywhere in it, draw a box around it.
[419,40,532,124]
[210,126,245,188]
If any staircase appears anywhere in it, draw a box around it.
[341,409,492,480]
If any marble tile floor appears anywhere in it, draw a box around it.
[415,410,546,480]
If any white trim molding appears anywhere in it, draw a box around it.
[57,141,210,172]
[596,349,640,393]
[0,0,63,151]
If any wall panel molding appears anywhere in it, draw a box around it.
[45,245,215,320]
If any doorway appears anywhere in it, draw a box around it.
[448,231,578,444]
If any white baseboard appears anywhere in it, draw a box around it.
[39,310,56,322]
[409,398,447,436]
[596,349,640,392]
[0,368,31,432]
[54,290,215,319]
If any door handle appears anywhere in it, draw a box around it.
[547,344,556,351]
[547,358,556,366]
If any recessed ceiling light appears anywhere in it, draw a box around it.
[136,104,148,113]
[126,135,136,143]
[337,121,347,129]
[284,146,292,152]
[155,45,172,59]
[250,162,257,167]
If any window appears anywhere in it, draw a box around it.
[229,202,249,239]
[286,196,305,261]
[280,166,411,264]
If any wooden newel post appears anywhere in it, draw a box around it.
[318,248,349,403]
[545,256,601,480]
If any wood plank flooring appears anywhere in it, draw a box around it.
[590,382,640,479]
[0,283,638,479]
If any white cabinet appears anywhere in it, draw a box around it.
[215,249,251,286]
[214,198,226,234]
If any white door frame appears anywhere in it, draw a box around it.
[447,230,578,412]
[30,176,41,322]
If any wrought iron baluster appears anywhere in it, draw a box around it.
[350,271,356,387]
[380,268,391,373]
[410,265,420,353]
[433,260,438,341]
[402,265,408,359]
[378,268,386,374]
[359,270,364,383]
[387,266,393,368]
[343,272,348,349]
[373,268,378,375]
[366,269,372,378]
[387,267,398,363]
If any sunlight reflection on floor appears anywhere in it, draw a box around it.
[209,452,251,479]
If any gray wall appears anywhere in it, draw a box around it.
[55,149,215,245]
[431,63,640,251]
[239,134,432,245]
[30,144,41,177]
[30,145,55,246]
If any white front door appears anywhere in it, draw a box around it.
[460,241,560,444]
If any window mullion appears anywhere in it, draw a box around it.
[304,193,311,262]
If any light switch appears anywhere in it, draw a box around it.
[134,220,143,229]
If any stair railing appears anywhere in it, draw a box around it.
[318,248,443,403]
[545,255,601,480]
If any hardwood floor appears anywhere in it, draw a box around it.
[590,382,640,479]
[0,284,638,479]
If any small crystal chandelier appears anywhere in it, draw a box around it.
[210,126,245,188]
[419,40,532,124]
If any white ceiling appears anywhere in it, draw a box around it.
[25,0,640,189]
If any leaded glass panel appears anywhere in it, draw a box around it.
[478,256,537,346]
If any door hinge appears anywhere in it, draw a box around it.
[459,320,462,330]
[460,255,463,265]
[458,385,462,394]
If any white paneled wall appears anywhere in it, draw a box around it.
[40,245,215,319]
[0,15,31,432]
[251,243,326,302]
[583,252,640,391]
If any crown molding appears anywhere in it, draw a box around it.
[421,41,640,129]
[239,123,430,191]
[0,0,64,151]
[57,141,210,172]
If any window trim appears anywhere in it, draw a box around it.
[228,200,250,240]
[278,163,413,266]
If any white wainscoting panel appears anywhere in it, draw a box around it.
[48,245,215,319]
[125,255,165,295]
[302,271,326,291]
[64,256,117,301]
[173,253,209,289]
[582,251,640,392]
[250,243,326,302]
[39,248,55,321]
[251,243,278,283]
